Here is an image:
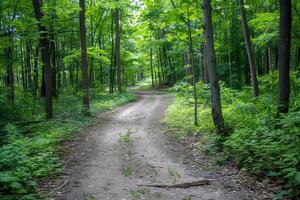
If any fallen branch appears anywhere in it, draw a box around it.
[138,179,212,189]
[53,180,68,191]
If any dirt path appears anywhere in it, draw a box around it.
[52,91,262,200]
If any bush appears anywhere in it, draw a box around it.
[0,92,136,199]
[164,73,300,198]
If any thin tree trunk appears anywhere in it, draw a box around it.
[157,51,162,87]
[110,11,115,93]
[79,0,89,109]
[278,0,291,113]
[33,44,39,96]
[5,45,14,101]
[199,43,205,82]
[26,41,33,93]
[268,47,273,74]
[202,0,225,133]
[32,0,53,119]
[203,43,209,84]
[187,21,198,126]
[115,6,122,93]
[239,0,259,97]
[21,44,26,90]
[150,47,154,88]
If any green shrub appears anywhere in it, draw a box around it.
[164,74,300,197]
[0,92,136,199]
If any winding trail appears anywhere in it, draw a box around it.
[54,90,258,200]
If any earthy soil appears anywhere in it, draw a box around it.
[44,90,273,200]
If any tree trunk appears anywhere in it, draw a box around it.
[115,6,122,93]
[268,47,273,74]
[187,21,198,126]
[199,43,205,82]
[32,0,53,119]
[79,0,89,109]
[202,0,225,133]
[239,0,259,97]
[50,36,57,96]
[5,45,14,102]
[203,43,209,84]
[150,47,154,88]
[110,11,115,93]
[278,0,291,113]
[26,41,33,93]
[33,44,39,96]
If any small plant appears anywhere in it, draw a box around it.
[122,165,132,177]
[129,189,149,199]
[119,128,133,142]
[168,167,181,184]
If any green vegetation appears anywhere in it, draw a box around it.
[164,73,300,197]
[119,128,133,142]
[0,92,136,199]
[1,0,300,199]
[129,189,149,200]
[122,165,133,177]
[168,167,181,184]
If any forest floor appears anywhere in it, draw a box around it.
[42,90,272,200]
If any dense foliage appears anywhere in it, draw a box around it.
[1,0,300,199]
[164,73,300,198]
[0,92,136,199]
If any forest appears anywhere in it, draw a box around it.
[0,0,300,199]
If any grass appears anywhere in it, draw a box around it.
[119,128,133,143]
[0,91,136,199]
[122,165,132,177]
[168,167,181,184]
[129,189,149,199]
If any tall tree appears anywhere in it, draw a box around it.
[79,0,89,109]
[150,47,154,88]
[5,43,14,102]
[115,5,122,93]
[239,0,259,97]
[202,0,225,133]
[278,0,291,113]
[187,16,198,126]
[32,0,53,119]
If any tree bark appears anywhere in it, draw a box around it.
[79,0,90,109]
[5,45,14,102]
[150,47,154,88]
[239,0,259,97]
[203,43,209,84]
[199,43,205,82]
[278,0,291,113]
[202,0,225,133]
[115,6,122,93]
[33,44,39,96]
[268,47,273,74]
[26,41,33,93]
[110,11,115,93]
[32,0,53,119]
[187,21,198,126]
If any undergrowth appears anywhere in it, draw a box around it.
[164,72,300,199]
[0,91,136,200]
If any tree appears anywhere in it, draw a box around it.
[278,0,291,113]
[150,47,154,88]
[202,0,225,133]
[239,0,259,97]
[79,0,89,109]
[115,5,122,93]
[32,0,53,119]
